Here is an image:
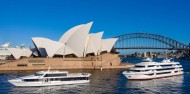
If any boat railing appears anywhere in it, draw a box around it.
[82,73,89,75]
[67,73,90,77]
[161,58,174,63]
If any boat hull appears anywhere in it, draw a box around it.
[123,72,183,80]
[8,79,90,87]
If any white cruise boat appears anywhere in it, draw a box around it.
[123,58,183,80]
[8,68,91,87]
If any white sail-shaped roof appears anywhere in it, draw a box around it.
[31,21,118,58]
[32,37,64,57]
[85,34,96,56]
[54,45,76,56]
[66,22,93,57]
[92,32,103,55]
[7,48,32,59]
[64,46,76,55]
[54,46,65,55]
[59,24,84,44]
[21,48,32,57]
[85,32,103,56]
[7,48,23,59]
[101,38,118,52]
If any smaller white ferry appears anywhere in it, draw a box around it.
[8,67,91,87]
[123,58,183,80]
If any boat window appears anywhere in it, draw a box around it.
[44,73,67,77]
[156,72,171,75]
[23,79,39,82]
[156,68,175,71]
[160,65,173,67]
[135,65,145,68]
[34,73,43,76]
[49,77,89,81]
[61,77,88,81]
[145,73,154,76]
[145,70,150,72]
[174,71,178,73]
[140,70,149,72]
[148,65,155,67]
[133,70,141,72]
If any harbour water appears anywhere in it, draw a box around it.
[0,58,190,94]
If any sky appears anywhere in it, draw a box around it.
[0,0,190,48]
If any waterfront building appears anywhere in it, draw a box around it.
[0,43,11,60]
[0,22,127,71]
[32,22,118,58]
[1,22,117,60]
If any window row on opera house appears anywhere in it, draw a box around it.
[0,22,118,60]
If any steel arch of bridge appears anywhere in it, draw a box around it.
[114,33,190,50]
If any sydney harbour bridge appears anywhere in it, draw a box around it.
[113,33,190,57]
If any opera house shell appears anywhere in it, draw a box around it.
[7,48,32,59]
[32,22,118,58]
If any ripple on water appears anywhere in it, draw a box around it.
[0,58,190,94]
[125,75,184,94]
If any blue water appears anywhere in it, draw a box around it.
[0,58,189,94]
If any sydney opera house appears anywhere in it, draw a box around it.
[32,22,117,58]
[0,22,132,71]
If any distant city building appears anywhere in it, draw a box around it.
[143,52,147,58]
